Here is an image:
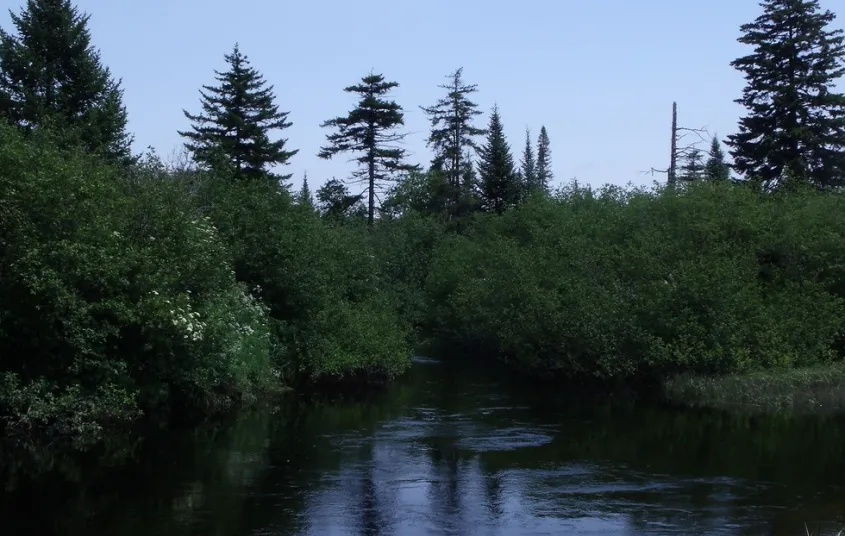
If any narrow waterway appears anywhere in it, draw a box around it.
[4,356,845,535]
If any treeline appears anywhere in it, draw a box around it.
[1,0,844,444]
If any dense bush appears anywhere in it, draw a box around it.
[0,125,411,444]
[194,175,412,383]
[419,180,845,381]
[6,118,845,445]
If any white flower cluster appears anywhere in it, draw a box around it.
[149,290,206,342]
[193,216,218,244]
[231,287,268,337]
[173,304,205,342]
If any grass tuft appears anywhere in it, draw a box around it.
[663,363,845,414]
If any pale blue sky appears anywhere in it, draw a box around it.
[8,0,843,191]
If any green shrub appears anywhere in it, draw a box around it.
[421,180,845,380]
[0,125,277,441]
[195,173,412,384]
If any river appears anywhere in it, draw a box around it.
[3,356,845,535]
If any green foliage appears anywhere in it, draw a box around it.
[705,136,731,182]
[0,0,133,165]
[535,126,553,190]
[381,170,451,220]
[679,146,706,181]
[420,180,845,381]
[296,173,315,210]
[420,68,486,218]
[476,104,520,213]
[371,210,447,332]
[0,125,281,437]
[0,373,140,446]
[519,127,537,195]
[315,178,366,223]
[726,0,845,189]
[0,121,411,446]
[318,72,418,225]
[178,43,297,184]
[7,0,845,455]
[664,362,845,413]
[194,174,411,383]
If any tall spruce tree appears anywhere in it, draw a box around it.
[0,0,132,164]
[725,0,845,189]
[297,172,315,208]
[420,68,486,216]
[477,105,519,213]
[178,43,297,185]
[520,127,537,195]
[705,136,731,181]
[459,149,482,216]
[679,147,706,181]
[536,126,553,191]
[318,72,417,226]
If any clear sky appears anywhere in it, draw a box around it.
[9,0,843,191]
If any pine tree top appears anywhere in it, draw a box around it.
[520,127,537,189]
[318,71,418,225]
[178,43,297,183]
[420,67,487,175]
[318,71,416,181]
[705,136,731,182]
[536,126,553,189]
[298,172,315,207]
[726,0,845,188]
[0,0,133,163]
[477,104,519,213]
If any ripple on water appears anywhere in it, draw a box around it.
[454,426,555,452]
[410,356,441,365]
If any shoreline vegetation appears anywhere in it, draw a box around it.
[2,0,845,453]
[663,363,845,414]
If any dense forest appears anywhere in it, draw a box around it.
[0,0,844,446]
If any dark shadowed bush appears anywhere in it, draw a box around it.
[0,125,410,445]
[420,180,845,381]
[185,168,412,384]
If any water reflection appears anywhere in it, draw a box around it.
[3,356,845,535]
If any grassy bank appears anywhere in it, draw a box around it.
[663,363,845,414]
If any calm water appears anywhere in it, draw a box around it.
[4,356,845,535]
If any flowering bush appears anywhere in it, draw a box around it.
[0,125,278,442]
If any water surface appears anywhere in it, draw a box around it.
[4,356,845,535]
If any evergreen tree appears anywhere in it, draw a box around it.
[477,105,519,213]
[536,126,553,191]
[520,127,537,195]
[679,147,706,181]
[318,72,418,226]
[178,43,297,185]
[316,178,366,222]
[458,150,482,218]
[0,0,132,164]
[297,172,315,208]
[725,0,845,189]
[420,67,486,215]
[705,136,731,181]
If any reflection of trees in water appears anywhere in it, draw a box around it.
[357,442,387,536]
[426,434,462,515]
[481,461,504,520]
[1,407,278,536]
[5,358,845,535]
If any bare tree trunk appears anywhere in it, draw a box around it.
[668,101,678,186]
[368,155,375,226]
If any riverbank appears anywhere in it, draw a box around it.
[5,355,845,535]
[662,362,845,414]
